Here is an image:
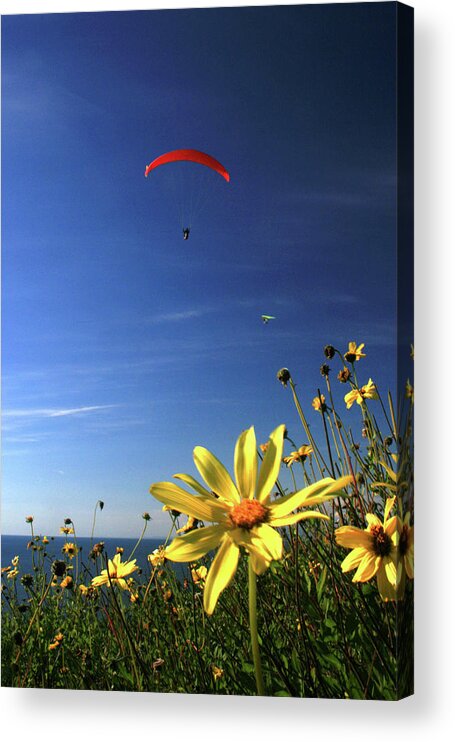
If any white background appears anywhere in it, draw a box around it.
[1,1,454,740]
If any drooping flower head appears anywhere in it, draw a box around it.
[150,425,352,614]
[283,444,313,467]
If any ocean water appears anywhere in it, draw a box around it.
[2,534,165,575]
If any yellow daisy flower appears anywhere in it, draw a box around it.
[396,512,414,599]
[191,565,208,584]
[344,341,366,363]
[335,497,398,600]
[150,424,352,614]
[91,553,138,590]
[60,526,74,535]
[61,542,78,559]
[311,395,326,412]
[344,378,378,409]
[148,547,166,567]
[283,444,313,467]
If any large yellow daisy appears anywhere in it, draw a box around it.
[150,424,352,614]
[335,497,398,600]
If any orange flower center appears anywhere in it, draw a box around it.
[370,525,392,557]
[229,499,268,530]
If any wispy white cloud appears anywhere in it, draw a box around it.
[3,405,116,420]
[147,309,206,324]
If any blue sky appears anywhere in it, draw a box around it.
[2,3,398,537]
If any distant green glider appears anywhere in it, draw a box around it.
[261,315,276,324]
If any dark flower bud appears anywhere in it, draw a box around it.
[21,574,34,588]
[320,364,330,377]
[276,368,291,387]
[170,509,181,518]
[99,501,104,510]
[52,560,67,577]
[384,436,393,448]
[337,367,351,383]
[324,345,335,360]
[142,512,151,521]
[25,516,34,523]
[64,518,72,525]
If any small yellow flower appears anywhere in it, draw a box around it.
[344,341,366,363]
[259,442,270,454]
[62,542,78,559]
[191,565,208,584]
[60,526,74,535]
[42,537,49,544]
[91,553,138,590]
[7,568,19,580]
[344,378,378,409]
[151,424,352,614]
[176,516,199,534]
[335,498,398,600]
[12,556,19,567]
[116,546,124,554]
[212,664,224,681]
[60,576,73,590]
[283,444,313,467]
[311,395,326,412]
[148,547,166,568]
[406,379,414,403]
[48,632,64,651]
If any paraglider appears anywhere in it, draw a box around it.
[145,149,229,238]
[261,315,276,324]
[145,149,230,182]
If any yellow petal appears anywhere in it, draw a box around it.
[253,524,283,561]
[193,446,240,504]
[151,481,230,522]
[377,564,397,601]
[365,513,381,528]
[335,525,372,549]
[234,426,258,500]
[165,525,226,562]
[353,552,380,582]
[340,547,366,573]
[384,496,397,521]
[173,473,212,497]
[249,549,270,575]
[269,475,352,520]
[383,554,397,586]
[270,510,330,527]
[203,535,239,615]
[256,424,286,503]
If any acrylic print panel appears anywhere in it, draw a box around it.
[1,2,413,699]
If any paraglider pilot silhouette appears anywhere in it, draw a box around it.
[144,149,230,239]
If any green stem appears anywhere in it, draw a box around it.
[248,559,265,696]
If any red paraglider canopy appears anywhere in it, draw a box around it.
[145,149,230,182]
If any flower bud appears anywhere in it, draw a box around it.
[324,345,335,360]
[276,368,291,387]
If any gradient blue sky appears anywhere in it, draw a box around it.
[2,3,398,537]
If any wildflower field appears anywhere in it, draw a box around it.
[1,342,414,699]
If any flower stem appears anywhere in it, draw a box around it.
[248,559,265,696]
